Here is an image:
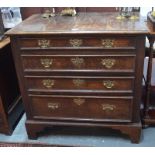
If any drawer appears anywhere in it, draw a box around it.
[26,76,134,93]
[30,95,133,122]
[21,55,136,72]
[19,37,136,49]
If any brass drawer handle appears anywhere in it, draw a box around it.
[101,39,114,48]
[38,39,50,48]
[40,58,53,68]
[73,79,85,87]
[73,98,85,106]
[42,79,55,88]
[101,59,116,69]
[71,57,84,68]
[48,103,59,110]
[102,104,116,111]
[69,39,83,47]
[103,80,115,89]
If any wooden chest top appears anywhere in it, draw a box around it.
[6,12,148,35]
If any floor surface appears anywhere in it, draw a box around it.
[0,114,155,147]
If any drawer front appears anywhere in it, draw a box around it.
[20,37,136,49]
[26,76,134,93]
[30,95,133,122]
[21,55,136,72]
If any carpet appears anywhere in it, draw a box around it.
[0,114,155,146]
[0,141,70,147]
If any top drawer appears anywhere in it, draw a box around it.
[19,37,136,49]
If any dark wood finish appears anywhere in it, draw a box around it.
[7,13,147,35]
[0,38,24,134]
[25,120,141,143]
[6,12,148,143]
[143,14,155,126]
[20,7,43,20]
[30,95,133,122]
[19,37,136,48]
[25,76,134,93]
[21,55,136,73]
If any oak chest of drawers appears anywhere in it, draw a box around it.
[6,12,148,143]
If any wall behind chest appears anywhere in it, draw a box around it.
[20,7,117,20]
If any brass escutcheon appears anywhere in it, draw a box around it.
[101,104,116,111]
[73,98,85,106]
[42,79,55,88]
[71,57,84,68]
[103,80,115,89]
[69,39,83,47]
[101,39,114,48]
[101,59,116,69]
[48,103,59,110]
[38,39,50,48]
[72,79,85,87]
[40,58,53,68]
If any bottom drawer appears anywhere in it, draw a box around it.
[29,95,133,122]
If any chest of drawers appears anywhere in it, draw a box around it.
[0,38,24,135]
[7,12,148,143]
